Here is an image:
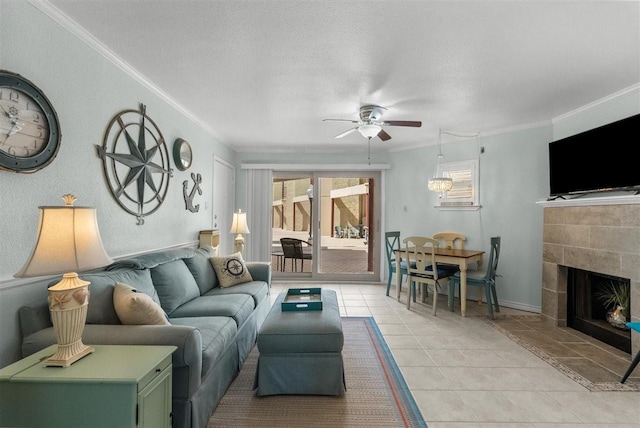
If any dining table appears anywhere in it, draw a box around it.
[394,247,485,316]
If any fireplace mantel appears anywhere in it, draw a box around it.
[537,194,640,208]
[541,202,640,355]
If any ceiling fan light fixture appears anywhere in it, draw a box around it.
[358,124,381,139]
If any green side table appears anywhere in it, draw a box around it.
[0,344,176,428]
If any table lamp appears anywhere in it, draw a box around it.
[230,209,250,255]
[14,195,113,367]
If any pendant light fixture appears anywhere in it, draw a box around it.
[428,129,480,192]
[428,129,453,192]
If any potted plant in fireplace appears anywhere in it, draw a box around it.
[595,279,630,330]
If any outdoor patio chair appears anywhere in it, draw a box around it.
[280,237,313,272]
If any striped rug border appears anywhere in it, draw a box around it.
[359,316,428,427]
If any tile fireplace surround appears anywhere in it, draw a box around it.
[541,198,640,355]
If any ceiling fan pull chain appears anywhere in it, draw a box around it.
[368,137,371,165]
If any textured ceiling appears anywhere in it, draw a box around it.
[46,0,640,153]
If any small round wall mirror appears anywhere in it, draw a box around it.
[173,138,193,171]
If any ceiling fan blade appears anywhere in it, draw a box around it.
[378,129,392,141]
[382,120,422,127]
[323,118,361,124]
[335,127,358,139]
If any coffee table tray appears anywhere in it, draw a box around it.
[281,287,323,311]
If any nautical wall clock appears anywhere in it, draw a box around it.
[97,103,173,225]
[0,70,61,173]
[173,138,192,171]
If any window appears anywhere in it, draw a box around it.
[436,159,479,210]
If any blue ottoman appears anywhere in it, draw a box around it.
[254,289,345,396]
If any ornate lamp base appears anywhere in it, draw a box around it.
[234,234,245,255]
[46,273,94,367]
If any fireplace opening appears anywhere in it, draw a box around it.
[567,268,631,353]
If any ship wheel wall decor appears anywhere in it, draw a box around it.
[97,103,173,225]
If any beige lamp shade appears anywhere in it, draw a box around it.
[230,209,249,255]
[15,201,113,279]
[230,210,250,235]
[14,195,113,367]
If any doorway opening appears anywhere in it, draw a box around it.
[271,172,380,281]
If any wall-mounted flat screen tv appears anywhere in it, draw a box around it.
[549,114,640,197]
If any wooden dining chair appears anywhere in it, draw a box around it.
[433,232,467,251]
[403,236,456,315]
[448,236,501,318]
[433,231,467,274]
[385,231,408,296]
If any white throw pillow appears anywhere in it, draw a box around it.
[210,252,253,288]
[113,282,170,325]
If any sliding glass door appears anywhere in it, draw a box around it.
[271,171,380,281]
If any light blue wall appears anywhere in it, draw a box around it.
[387,126,551,311]
[237,87,639,312]
[1,1,638,315]
[0,1,234,283]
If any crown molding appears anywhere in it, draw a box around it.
[28,0,222,142]
[552,83,640,124]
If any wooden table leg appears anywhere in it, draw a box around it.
[460,261,468,317]
[396,256,402,301]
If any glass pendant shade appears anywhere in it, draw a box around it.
[428,176,454,192]
[428,130,454,192]
[358,124,381,139]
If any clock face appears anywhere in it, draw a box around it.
[0,88,50,157]
[0,70,61,173]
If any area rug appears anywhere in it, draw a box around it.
[481,314,640,392]
[207,317,427,427]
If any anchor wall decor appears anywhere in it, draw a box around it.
[183,172,202,213]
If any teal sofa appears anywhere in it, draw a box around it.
[18,246,271,428]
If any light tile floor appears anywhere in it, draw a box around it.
[271,281,640,428]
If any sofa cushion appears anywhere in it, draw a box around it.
[111,247,196,270]
[151,259,201,314]
[182,248,219,295]
[170,316,238,378]
[82,268,159,325]
[204,280,269,308]
[170,294,255,327]
[210,253,253,288]
[113,282,170,325]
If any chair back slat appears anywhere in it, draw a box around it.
[403,236,439,280]
[385,231,400,264]
[280,238,306,258]
[485,236,501,281]
[433,232,466,250]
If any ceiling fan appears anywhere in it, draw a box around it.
[323,105,422,141]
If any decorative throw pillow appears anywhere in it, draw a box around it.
[210,252,253,288]
[113,282,170,325]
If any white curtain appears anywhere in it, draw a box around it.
[245,169,272,262]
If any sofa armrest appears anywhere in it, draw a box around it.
[19,304,51,337]
[22,324,203,398]
[246,262,271,286]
